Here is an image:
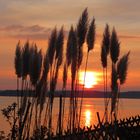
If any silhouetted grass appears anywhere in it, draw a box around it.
[1,8,131,140]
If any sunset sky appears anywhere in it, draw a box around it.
[0,0,140,91]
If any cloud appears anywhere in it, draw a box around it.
[0,24,50,33]
[0,24,69,40]
[0,24,51,40]
[0,24,140,40]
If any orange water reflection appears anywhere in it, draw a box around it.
[1,97,140,134]
[85,110,91,127]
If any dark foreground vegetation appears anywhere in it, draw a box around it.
[52,115,140,140]
[0,8,134,139]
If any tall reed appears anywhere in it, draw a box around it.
[116,51,130,116]
[18,41,31,140]
[101,24,110,122]
[12,8,131,139]
[72,8,88,131]
[66,26,78,132]
[77,8,88,68]
[110,51,130,120]
[78,17,96,128]
[29,44,43,129]
[48,26,64,134]
[14,41,22,111]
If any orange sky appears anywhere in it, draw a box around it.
[0,0,140,91]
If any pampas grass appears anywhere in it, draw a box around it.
[117,51,130,85]
[15,41,22,114]
[66,26,74,67]
[11,8,131,139]
[77,8,88,48]
[101,24,110,122]
[87,17,96,52]
[110,28,120,64]
[48,27,57,67]
[48,26,64,134]
[77,8,88,68]
[29,45,42,87]
[22,41,30,79]
[110,28,130,121]
[78,17,96,128]
[15,41,22,78]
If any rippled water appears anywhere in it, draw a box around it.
[0,96,140,133]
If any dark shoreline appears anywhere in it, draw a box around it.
[0,90,140,99]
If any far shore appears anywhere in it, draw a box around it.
[0,90,140,99]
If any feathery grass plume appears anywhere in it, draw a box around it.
[28,45,42,132]
[101,42,107,123]
[15,41,22,113]
[55,26,64,60]
[86,17,96,52]
[19,41,30,137]
[77,8,88,67]
[48,27,57,66]
[69,31,78,130]
[101,45,107,68]
[29,44,42,87]
[66,26,74,66]
[52,26,64,94]
[101,24,110,68]
[117,51,130,85]
[78,17,96,128]
[50,26,64,94]
[77,8,88,48]
[110,28,120,64]
[42,53,50,81]
[71,30,78,87]
[40,51,50,127]
[48,27,64,134]
[67,26,78,67]
[102,24,110,55]
[100,24,110,122]
[37,53,49,112]
[22,41,30,79]
[49,65,59,96]
[15,41,22,78]
[67,29,78,131]
[75,9,88,125]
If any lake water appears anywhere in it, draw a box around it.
[0,96,140,134]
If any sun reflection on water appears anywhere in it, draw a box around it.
[85,110,91,127]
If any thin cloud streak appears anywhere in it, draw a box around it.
[0,24,140,40]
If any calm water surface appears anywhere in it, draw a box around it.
[0,96,140,133]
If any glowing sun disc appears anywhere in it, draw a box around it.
[79,71,98,88]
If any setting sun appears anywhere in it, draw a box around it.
[79,71,98,88]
